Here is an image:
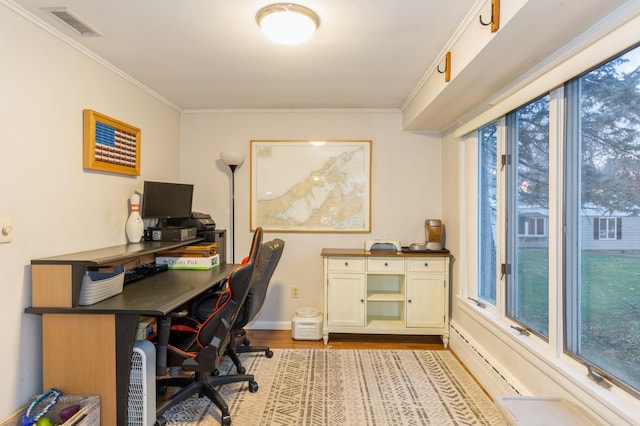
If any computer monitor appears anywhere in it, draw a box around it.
[141,181,194,227]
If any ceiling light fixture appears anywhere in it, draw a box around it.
[256,3,320,45]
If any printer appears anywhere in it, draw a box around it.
[168,211,215,232]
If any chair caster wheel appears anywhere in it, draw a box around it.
[221,414,232,425]
[243,339,251,346]
[248,381,259,392]
[265,349,273,358]
[237,366,246,374]
[155,416,167,426]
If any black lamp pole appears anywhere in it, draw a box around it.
[220,152,245,265]
[228,164,238,264]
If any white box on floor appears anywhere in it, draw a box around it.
[292,307,323,340]
[496,396,600,426]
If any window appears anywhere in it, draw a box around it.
[467,42,640,397]
[506,95,550,338]
[519,216,546,236]
[478,122,498,305]
[594,217,621,240]
[565,45,640,393]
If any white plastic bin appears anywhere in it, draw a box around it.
[78,266,125,305]
[292,307,323,340]
[496,396,600,426]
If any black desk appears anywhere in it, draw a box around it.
[26,242,236,426]
[28,266,235,316]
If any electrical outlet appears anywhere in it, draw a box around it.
[291,286,300,298]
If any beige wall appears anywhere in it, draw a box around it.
[0,4,182,417]
[180,110,442,327]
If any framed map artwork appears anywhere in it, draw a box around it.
[83,109,141,176]
[250,140,371,232]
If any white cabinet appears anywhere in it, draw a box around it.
[327,273,365,327]
[325,256,366,328]
[322,249,451,346]
[406,274,444,328]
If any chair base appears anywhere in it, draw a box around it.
[235,344,274,358]
[233,329,274,355]
[156,371,257,425]
[230,329,274,373]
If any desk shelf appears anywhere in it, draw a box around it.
[30,239,202,309]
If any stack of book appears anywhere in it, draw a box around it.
[155,242,220,270]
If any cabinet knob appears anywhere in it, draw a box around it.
[424,262,429,267]
[344,262,349,266]
[384,262,388,267]
[360,299,364,303]
[408,299,412,303]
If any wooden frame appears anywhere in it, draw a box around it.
[250,139,371,233]
[83,109,141,176]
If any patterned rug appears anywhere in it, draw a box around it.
[163,349,504,425]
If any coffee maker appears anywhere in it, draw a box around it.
[425,219,443,250]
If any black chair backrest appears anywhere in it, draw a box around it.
[235,238,285,329]
[195,227,263,351]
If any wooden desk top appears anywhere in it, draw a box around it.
[26,263,236,316]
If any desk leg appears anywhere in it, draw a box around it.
[116,314,139,425]
[156,316,171,376]
[42,313,137,426]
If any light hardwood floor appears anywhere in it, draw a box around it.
[242,329,446,350]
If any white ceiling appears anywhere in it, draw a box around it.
[9,0,638,129]
[13,0,476,110]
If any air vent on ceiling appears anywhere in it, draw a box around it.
[40,7,102,37]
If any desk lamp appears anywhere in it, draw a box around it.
[220,151,245,263]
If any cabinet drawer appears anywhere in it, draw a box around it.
[406,258,445,273]
[367,257,404,273]
[327,257,365,272]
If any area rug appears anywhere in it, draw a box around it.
[163,349,504,425]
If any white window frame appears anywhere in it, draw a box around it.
[596,217,618,241]
[518,216,546,236]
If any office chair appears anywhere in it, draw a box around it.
[229,238,284,368]
[155,227,263,426]
[228,238,284,374]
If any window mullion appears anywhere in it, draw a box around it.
[496,117,507,318]
[564,78,580,354]
[548,85,565,356]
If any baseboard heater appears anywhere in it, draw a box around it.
[449,322,521,396]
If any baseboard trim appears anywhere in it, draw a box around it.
[247,320,291,330]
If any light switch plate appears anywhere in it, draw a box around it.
[0,217,13,243]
